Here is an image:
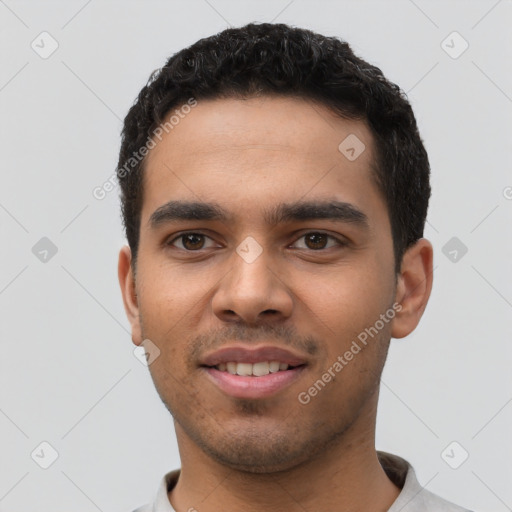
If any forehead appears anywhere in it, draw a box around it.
[141,96,385,227]
[146,95,374,163]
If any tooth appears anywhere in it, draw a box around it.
[236,363,253,376]
[222,361,291,376]
[252,361,270,376]
[269,361,280,373]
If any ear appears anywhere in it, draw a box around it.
[391,238,433,339]
[118,245,143,346]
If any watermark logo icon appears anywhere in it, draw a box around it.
[338,134,366,161]
[134,339,161,366]
[441,441,469,469]
[31,441,59,469]
[441,31,469,59]
[32,237,58,263]
[442,236,468,263]
[31,32,59,59]
[236,236,263,264]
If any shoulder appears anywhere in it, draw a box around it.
[129,468,180,512]
[131,506,151,512]
[378,451,473,512]
[401,486,474,512]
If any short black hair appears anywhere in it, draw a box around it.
[117,22,431,274]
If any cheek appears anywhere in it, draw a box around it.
[136,263,218,369]
[296,262,395,362]
[302,264,388,321]
[138,260,208,325]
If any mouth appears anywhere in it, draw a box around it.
[202,364,306,399]
[199,345,309,399]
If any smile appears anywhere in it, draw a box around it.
[214,361,298,377]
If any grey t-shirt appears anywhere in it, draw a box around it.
[132,451,473,512]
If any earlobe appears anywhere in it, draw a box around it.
[391,238,434,339]
[118,245,143,345]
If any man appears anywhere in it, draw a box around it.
[117,23,472,511]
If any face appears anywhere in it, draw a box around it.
[119,96,422,473]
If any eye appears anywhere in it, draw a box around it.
[166,231,346,253]
[291,232,346,250]
[168,232,219,251]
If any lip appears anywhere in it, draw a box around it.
[202,365,307,399]
[200,345,308,367]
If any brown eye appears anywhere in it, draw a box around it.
[182,234,205,250]
[304,233,328,249]
[291,232,346,251]
[169,233,214,251]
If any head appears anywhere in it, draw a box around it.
[118,23,433,473]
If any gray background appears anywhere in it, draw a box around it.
[1,0,511,510]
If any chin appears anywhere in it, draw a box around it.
[205,444,309,474]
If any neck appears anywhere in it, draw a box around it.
[168,398,401,512]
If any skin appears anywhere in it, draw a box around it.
[118,96,433,512]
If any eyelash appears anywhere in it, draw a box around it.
[166,231,348,252]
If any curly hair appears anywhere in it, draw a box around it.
[117,22,431,273]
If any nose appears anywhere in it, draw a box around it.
[211,241,294,325]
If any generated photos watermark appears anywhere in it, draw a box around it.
[92,97,198,200]
[298,302,402,405]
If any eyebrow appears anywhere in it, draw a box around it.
[148,199,369,230]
